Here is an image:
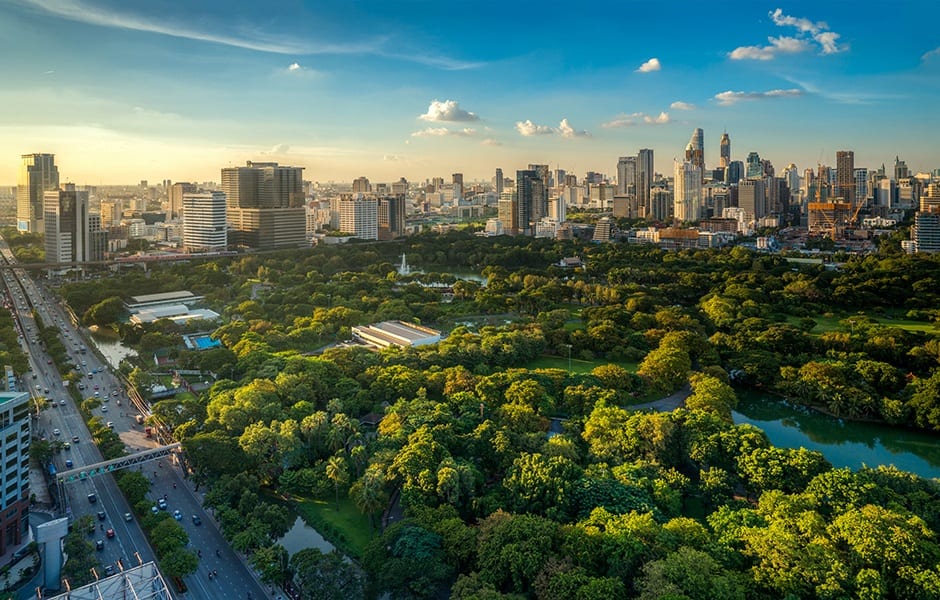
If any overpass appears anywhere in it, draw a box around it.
[56,443,181,484]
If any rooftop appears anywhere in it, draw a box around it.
[127,291,197,304]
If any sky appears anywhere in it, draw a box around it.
[1,0,939,185]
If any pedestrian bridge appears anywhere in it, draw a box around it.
[56,443,181,484]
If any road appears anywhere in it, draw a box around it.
[0,241,268,600]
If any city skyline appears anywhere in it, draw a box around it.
[1,1,939,184]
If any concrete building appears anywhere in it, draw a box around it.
[616,156,637,196]
[351,321,442,349]
[637,148,654,215]
[182,192,227,252]
[515,169,541,235]
[339,195,378,240]
[168,182,196,220]
[378,195,406,240]
[227,207,306,249]
[719,132,731,168]
[222,162,305,248]
[737,178,766,223]
[0,392,30,557]
[685,128,705,175]
[836,150,856,206]
[497,192,517,235]
[673,160,703,222]
[17,153,59,233]
[592,216,613,242]
[44,185,107,264]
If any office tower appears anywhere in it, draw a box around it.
[783,164,801,207]
[549,195,566,223]
[378,195,406,240]
[649,185,672,222]
[452,173,464,199]
[168,182,196,220]
[553,169,566,189]
[497,191,517,235]
[17,153,59,233]
[222,162,305,249]
[515,170,540,235]
[895,157,909,181]
[746,152,762,179]
[854,168,869,202]
[876,178,896,207]
[593,217,613,242]
[719,132,731,168]
[761,159,775,178]
[528,164,551,188]
[494,169,504,196]
[725,160,743,184]
[673,160,703,222]
[912,211,940,252]
[836,151,856,205]
[44,184,90,263]
[617,156,637,196]
[99,200,122,228]
[352,177,372,193]
[339,195,378,240]
[391,177,408,197]
[182,192,227,252]
[637,148,654,214]
[564,174,579,188]
[685,128,705,175]
[738,178,766,222]
[0,392,31,556]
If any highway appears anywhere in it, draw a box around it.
[0,241,269,600]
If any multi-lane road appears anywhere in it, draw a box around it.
[0,241,268,600]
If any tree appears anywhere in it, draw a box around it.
[251,544,290,585]
[685,372,738,420]
[476,511,559,595]
[349,464,388,531]
[637,344,691,395]
[325,454,349,510]
[159,547,199,580]
[636,546,746,600]
[291,548,364,600]
[117,471,151,505]
[502,452,582,520]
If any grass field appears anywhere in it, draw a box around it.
[785,313,939,335]
[526,355,638,373]
[293,496,375,559]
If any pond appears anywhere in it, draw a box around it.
[276,516,335,556]
[733,393,940,480]
[89,329,137,370]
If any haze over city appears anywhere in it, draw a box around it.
[2,0,939,183]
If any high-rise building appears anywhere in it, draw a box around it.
[528,164,551,188]
[339,195,378,240]
[738,178,766,222]
[912,211,940,253]
[182,192,227,252]
[719,132,731,168]
[0,392,31,557]
[168,182,197,220]
[616,156,637,196]
[391,177,409,197]
[44,184,106,264]
[378,195,406,240]
[637,148,654,215]
[725,161,744,185]
[515,170,540,235]
[593,217,613,242]
[685,128,705,175]
[746,152,762,179]
[222,162,305,249]
[497,191,517,235]
[836,151,856,206]
[494,169,504,196]
[352,177,371,193]
[895,156,909,182]
[854,168,869,203]
[673,160,703,222]
[553,169,566,190]
[99,200,123,229]
[17,153,59,233]
[452,173,464,199]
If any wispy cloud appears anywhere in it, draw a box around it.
[670,101,695,111]
[636,58,661,73]
[383,154,404,161]
[922,47,940,62]
[729,8,845,60]
[481,138,502,146]
[418,99,479,122]
[411,127,476,138]
[17,0,480,69]
[714,89,804,105]
[602,111,670,128]
[785,77,902,105]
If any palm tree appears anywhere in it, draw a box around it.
[350,465,388,531]
[325,455,349,511]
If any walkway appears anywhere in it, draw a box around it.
[627,383,691,412]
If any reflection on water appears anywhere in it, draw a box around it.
[89,330,137,370]
[277,516,335,556]
[734,393,940,480]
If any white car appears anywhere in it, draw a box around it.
[52,428,60,436]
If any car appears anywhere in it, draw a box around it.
[104,565,114,576]
[192,515,201,526]
[112,390,119,397]
[63,442,70,450]
[106,528,115,538]
[35,384,40,390]
[158,498,168,510]
[72,435,79,443]
[44,388,49,394]
[150,506,159,515]
[59,399,65,405]
[124,512,133,522]
[95,539,104,551]
[97,511,106,521]
[173,510,182,521]
[94,391,100,397]
[87,493,97,504]
[100,405,108,412]
[78,383,85,390]
[65,459,73,468]
[46,359,52,365]
[52,428,60,436]
[106,421,114,429]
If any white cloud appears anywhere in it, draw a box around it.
[481,138,502,146]
[714,88,804,106]
[670,101,695,111]
[557,118,590,138]
[636,58,661,73]
[515,120,554,136]
[922,47,940,61]
[601,118,636,129]
[411,127,476,138]
[730,8,845,60]
[644,112,670,124]
[418,99,479,122]
[288,62,301,71]
[383,154,403,161]
[266,143,290,154]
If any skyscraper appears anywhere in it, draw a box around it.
[339,195,378,240]
[616,156,637,196]
[637,148,654,216]
[895,156,909,182]
[746,152,762,179]
[182,192,227,252]
[685,128,705,175]
[17,153,59,233]
[0,392,31,557]
[738,178,766,223]
[44,184,89,264]
[836,150,856,206]
[516,169,540,235]
[719,132,731,168]
[222,162,306,249]
[452,173,464,199]
[378,195,406,240]
[673,160,703,222]
[168,182,196,220]
[494,168,504,196]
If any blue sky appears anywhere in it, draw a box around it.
[1,0,938,184]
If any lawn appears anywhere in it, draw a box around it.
[785,313,938,335]
[526,355,638,374]
[293,496,375,559]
